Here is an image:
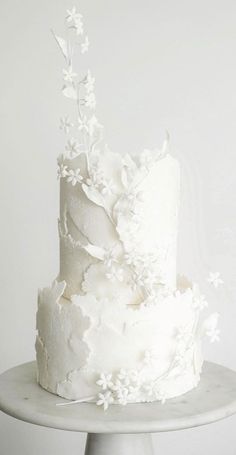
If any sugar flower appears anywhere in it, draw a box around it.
[106,266,124,282]
[207,272,224,289]
[96,373,113,391]
[60,116,74,134]
[84,70,95,93]
[101,179,115,196]
[206,327,220,343]
[66,7,82,24]
[85,92,96,110]
[63,66,77,83]
[66,168,83,186]
[65,138,81,158]
[96,391,114,411]
[57,163,68,179]
[81,36,90,54]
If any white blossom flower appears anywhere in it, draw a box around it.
[206,327,220,343]
[87,115,103,137]
[101,179,115,196]
[129,369,141,386]
[116,387,129,406]
[207,272,224,289]
[124,250,140,266]
[78,116,88,133]
[112,380,129,402]
[143,349,158,366]
[59,116,74,133]
[96,391,114,411]
[84,70,95,93]
[103,248,117,268]
[85,92,96,109]
[174,351,188,367]
[193,294,208,311]
[67,168,83,186]
[139,149,154,170]
[125,189,144,204]
[81,35,89,54]
[106,266,124,282]
[75,18,84,36]
[66,6,82,24]
[63,66,77,83]
[65,138,81,158]
[176,325,193,343]
[86,167,104,188]
[96,373,113,390]
[117,369,130,386]
[57,163,68,179]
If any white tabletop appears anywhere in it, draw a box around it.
[0,361,236,434]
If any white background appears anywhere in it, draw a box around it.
[1,0,236,453]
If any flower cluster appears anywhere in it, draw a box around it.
[54,5,104,187]
[95,368,142,410]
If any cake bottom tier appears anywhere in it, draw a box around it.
[35,279,210,407]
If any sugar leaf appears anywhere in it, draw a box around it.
[83,243,105,260]
[62,85,77,100]
[51,31,68,61]
[82,183,105,208]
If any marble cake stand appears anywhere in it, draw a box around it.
[1,362,236,455]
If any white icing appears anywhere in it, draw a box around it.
[36,280,218,406]
[36,6,220,409]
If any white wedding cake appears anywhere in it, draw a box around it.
[36,7,220,410]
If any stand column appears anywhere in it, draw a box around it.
[85,433,153,455]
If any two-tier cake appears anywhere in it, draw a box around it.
[36,6,220,410]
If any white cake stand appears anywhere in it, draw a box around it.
[0,361,236,455]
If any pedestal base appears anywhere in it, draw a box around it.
[85,433,153,455]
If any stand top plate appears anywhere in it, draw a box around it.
[0,361,236,433]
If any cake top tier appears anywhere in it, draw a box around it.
[55,7,180,302]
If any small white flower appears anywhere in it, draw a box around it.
[78,115,88,133]
[129,369,141,386]
[112,380,130,405]
[81,35,89,54]
[143,349,158,366]
[86,167,104,188]
[84,70,95,93]
[124,250,140,266]
[96,373,113,390]
[63,66,77,83]
[59,116,74,133]
[65,138,81,158]
[66,6,82,24]
[139,149,154,170]
[103,249,117,268]
[75,18,84,36]
[101,179,115,196]
[117,369,130,386]
[176,325,193,344]
[116,387,129,406]
[106,266,124,282]
[193,294,208,311]
[207,272,224,289]
[57,163,68,179]
[87,115,103,136]
[67,168,83,186]
[206,327,220,343]
[85,92,96,110]
[96,391,114,411]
